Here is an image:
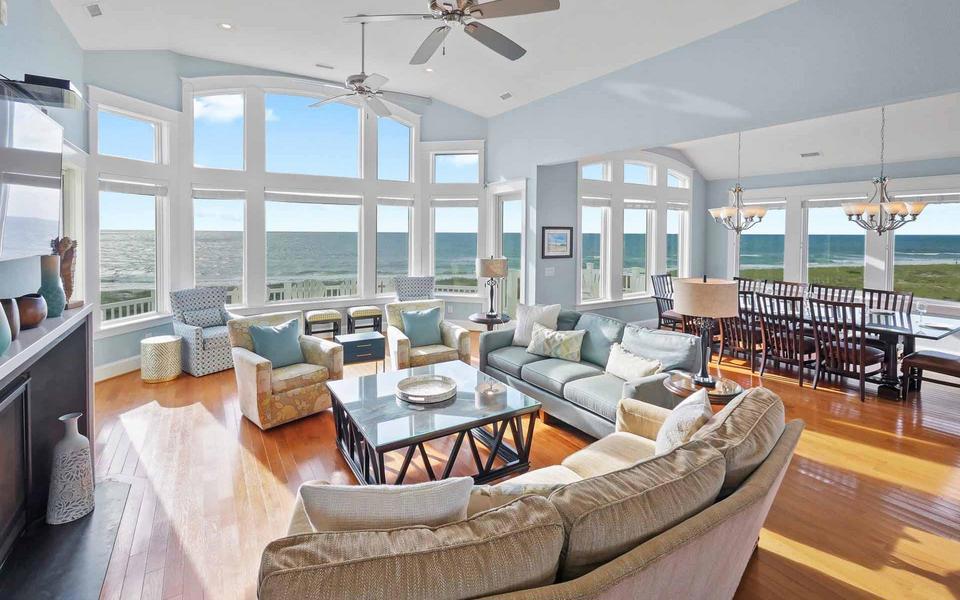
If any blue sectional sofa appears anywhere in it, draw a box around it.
[479,310,701,439]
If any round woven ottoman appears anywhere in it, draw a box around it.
[141,335,182,383]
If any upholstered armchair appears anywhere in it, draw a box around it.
[385,299,470,370]
[227,311,343,430]
[170,286,238,376]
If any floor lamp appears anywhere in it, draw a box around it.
[672,277,739,387]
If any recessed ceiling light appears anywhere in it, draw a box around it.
[218,23,233,30]
[85,3,103,18]
[499,92,513,101]
[424,67,434,73]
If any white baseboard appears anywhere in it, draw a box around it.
[95,355,140,382]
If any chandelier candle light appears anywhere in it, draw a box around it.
[708,132,767,234]
[842,107,925,234]
[477,256,508,317]
[673,277,739,387]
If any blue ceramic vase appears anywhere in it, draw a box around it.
[0,308,10,356]
[39,255,67,318]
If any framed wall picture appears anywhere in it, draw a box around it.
[541,226,573,259]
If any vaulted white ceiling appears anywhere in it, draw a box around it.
[51,0,796,117]
[670,92,960,180]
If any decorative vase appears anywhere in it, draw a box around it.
[1,298,18,341]
[17,293,47,329]
[46,412,95,525]
[0,306,10,357]
[39,255,67,318]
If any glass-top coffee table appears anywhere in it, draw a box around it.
[326,360,542,485]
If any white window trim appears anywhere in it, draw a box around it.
[487,179,528,307]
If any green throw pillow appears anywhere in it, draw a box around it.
[401,307,443,347]
[249,319,304,368]
[527,323,586,362]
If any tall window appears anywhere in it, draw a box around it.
[265,198,360,301]
[265,94,360,177]
[194,195,245,304]
[623,202,652,294]
[499,196,523,316]
[98,109,157,163]
[378,118,411,182]
[433,153,479,184]
[581,205,605,301]
[624,161,655,186]
[893,201,960,302]
[376,202,412,295]
[193,94,244,170]
[432,203,479,294]
[806,203,864,287]
[99,190,157,321]
[738,205,786,281]
[666,208,686,277]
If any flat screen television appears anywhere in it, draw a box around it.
[0,81,64,263]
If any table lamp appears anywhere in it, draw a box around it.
[477,256,508,318]
[673,277,739,387]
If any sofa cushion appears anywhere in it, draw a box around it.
[548,440,725,581]
[182,307,225,328]
[259,496,565,600]
[605,342,662,380]
[202,325,231,351]
[486,346,547,378]
[562,373,626,422]
[520,359,602,396]
[561,431,657,479]
[692,386,785,497]
[621,325,701,372]
[556,310,581,331]
[513,303,561,347]
[250,319,305,368]
[408,344,459,367]
[400,307,443,347]
[574,313,626,367]
[527,323,586,361]
[506,464,583,487]
[271,363,329,394]
[656,389,713,455]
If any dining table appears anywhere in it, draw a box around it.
[656,293,960,399]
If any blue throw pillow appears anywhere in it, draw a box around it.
[249,319,304,368]
[401,307,443,348]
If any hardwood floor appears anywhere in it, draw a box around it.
[93,333,960,599]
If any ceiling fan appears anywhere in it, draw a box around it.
[344,0,560,64]
[309,22,431,118]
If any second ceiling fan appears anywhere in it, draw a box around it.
[344,0,560,64]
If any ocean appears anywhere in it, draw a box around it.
[740,234,960,268]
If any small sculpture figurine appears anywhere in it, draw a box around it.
[52,237,78,304]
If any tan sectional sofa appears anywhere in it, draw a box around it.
[259,387,803,600]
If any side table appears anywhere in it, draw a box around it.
[663,371,743,404]
[141,335,182,383]
[335,331,386,373]
[469,313,511,332]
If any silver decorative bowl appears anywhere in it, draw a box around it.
[396,374,458,404]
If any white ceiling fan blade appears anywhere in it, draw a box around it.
[364,73,389,92]
[344,14,435,23]
[365,95,392,118]
[410,25,451,64]
[309,93,355,108]
[471,0,560,19]
[463,22,526,60]
[380,90,433,106]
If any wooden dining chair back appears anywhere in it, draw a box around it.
[734,277,766,293]
[651,274,674,297]
[651,274,681,331]
[863,288,914,313]
[808,298,885,401]
[719,291,761,371]
[768,280,805,297]
[808,284,858,302]
[755,293,816,386]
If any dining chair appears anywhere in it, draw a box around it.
[808,298,885,401]
[651,274,682,331]
[863,288,914,313]
[755,293,817,386]
[808,284,858,302]
[734,276,766,293]
[768,280,806,297]
[718,291,762,371]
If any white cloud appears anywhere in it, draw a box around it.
[265,108,279,122]
[444,153,478,167]
[194,95,244,123]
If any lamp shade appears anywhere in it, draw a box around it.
[477,257,508,278]
[0,256,42,298]
[673,278,738,319]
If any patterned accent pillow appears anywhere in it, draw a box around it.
[182,307,225,328]
[655,389,713,454]
[605,343,662,381]
[526,323,586,362]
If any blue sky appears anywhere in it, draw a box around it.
[98,109,156,162]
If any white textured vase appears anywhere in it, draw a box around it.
[46,412,95,525]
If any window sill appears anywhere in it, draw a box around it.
[575,296,655,312]
[95,312,172,339]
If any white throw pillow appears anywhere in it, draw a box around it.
[294,477,473,533]
[512,303,561,347]
[655,389,713,455]
[605,343,662,381]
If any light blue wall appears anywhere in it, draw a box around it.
[0,0,86,147]
[704,156,960,277]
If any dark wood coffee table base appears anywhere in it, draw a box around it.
[331,400,538,485]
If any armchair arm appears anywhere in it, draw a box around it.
[231,347,272,430]
[478,329,515,372]
[387,325,410,370]
[299,335,343,381]
[616,396,672,440]
[172,320,202,348]
[622,372,681,410]
[440,321,470,364]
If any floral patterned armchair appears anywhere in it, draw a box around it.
[385,299,470,370]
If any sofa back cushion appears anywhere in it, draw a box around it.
[574,313,626,367]
[692,387,785,497]
[386,299,444,331]
[548,440,725,580]
[622,325,701,372]
[557,310,581,331]
[258,496,565,600]
[182,307,225,328]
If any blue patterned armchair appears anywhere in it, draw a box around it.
[170,287,237,376]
